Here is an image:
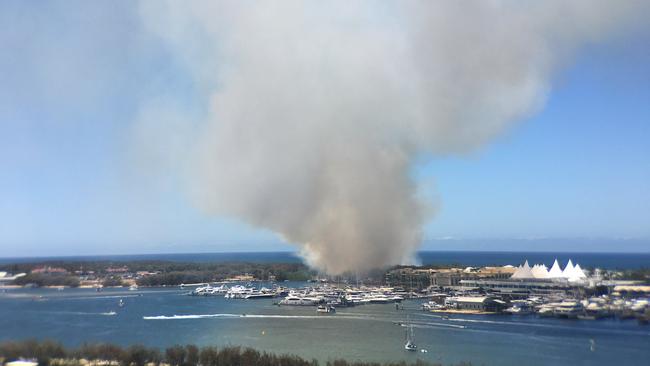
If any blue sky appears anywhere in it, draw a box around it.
[0,2,649,257]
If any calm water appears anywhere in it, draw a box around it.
[1,251,649,269]
[1,286,649,366]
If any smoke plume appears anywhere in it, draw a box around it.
[137,1,647,274]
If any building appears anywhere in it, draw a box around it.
[429,266,516,288]
[31,266,67,274]
[445,296,507,312]
[226,274,255,282]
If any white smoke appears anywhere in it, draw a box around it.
[137,1,648,274]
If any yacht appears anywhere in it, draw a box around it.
[244,290,275,299]
[367,294,392,304]
[553,301,584,319]
[225,285,254,299]
[192,284,228,296]
[422,301,446,311]
[279,295,321,306]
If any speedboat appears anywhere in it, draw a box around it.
[504,300,534,315]
[317,305,335,314]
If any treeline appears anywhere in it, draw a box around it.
[1,261,315,287]
[614,268,650,283]
[0,340,465,366]
[13,273,80,288]
[0,260,310,277]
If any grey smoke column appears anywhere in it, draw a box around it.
[138,1,647,274]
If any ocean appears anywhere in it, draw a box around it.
[1,251,649,269]
[1,286,649,366]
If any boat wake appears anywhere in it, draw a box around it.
[144,313,384,321]
[37,310,118,316]
[144,313,241,320]
[404,321,466,330]
[66,294,141,301]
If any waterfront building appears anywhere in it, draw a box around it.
[428,266,515,287]
[445,296,508,312]
[31,266,67,274]
[459,278,574,297]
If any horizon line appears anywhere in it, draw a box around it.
[2,248,650,261]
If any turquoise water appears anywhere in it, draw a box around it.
[1,286,649,366]
[2,251,649,269]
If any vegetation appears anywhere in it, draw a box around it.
[13,273,80,288]
[0,340,470,366]
[102,276,125,287]
[616,268,650,283]
[0,261,315,287]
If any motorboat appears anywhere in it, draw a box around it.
[504,300,534,315]
[317,305,336,313]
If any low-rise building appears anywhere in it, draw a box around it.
[445,296,508,312]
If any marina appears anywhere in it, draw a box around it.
[1,285,649,365]
[1,255,649,365]
[175,258,650,325]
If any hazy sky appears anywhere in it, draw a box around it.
[1,1,649,257]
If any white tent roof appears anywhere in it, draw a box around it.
[531,264,549,279]
[573,264,587,279]
[562,259,575,279]
[511,260,534,279]
[548,259,564,278]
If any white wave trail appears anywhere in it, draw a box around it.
[144,313,381,321]
[65,294,141,301]
[36,310,118,316]
[403,322,466,330]
[143,313,241,320]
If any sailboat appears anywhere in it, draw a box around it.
[404,322,417,351]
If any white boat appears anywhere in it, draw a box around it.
[225,285,254,299]
[367,294,392,304]
[537,304,555,317]
[129,284,138,291]
[404,323,417,351]
[278,295,321,306]
[118,299,125,308]
[191,284,229,296]
[244,291,275,299]
[504,300,534,315]
[317,305,336,313]
[537,301,584,318]
[553,301,583,318]
[422,301,446,311]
